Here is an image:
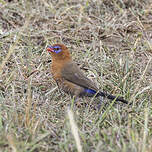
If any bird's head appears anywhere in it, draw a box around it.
[47,44,71,60]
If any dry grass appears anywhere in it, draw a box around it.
[0,0,152,151]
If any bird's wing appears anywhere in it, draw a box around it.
[61,62,98,91]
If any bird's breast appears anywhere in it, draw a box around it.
[51,61,65,80]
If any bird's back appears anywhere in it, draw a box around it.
[61,61,99,92]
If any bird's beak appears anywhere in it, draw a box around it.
[47,46,54,52]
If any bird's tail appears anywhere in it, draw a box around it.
[97,91,128,104]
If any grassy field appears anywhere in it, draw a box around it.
[0,0,152,151]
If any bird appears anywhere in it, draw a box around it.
[46,44,128,104]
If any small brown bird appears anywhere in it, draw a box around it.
[47,44,128,104]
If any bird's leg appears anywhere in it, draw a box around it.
[66,96,77,110]
[71,95,84,108]
[55,81,63,96]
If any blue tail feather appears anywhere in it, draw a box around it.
[83,89,128,104]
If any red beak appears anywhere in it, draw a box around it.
[47,46,54,52]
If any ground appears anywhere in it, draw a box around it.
[0,0,152,152]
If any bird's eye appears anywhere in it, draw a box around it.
[53,46,62,53]
[53,46,60,50]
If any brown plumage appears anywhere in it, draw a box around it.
[47,44,128,104]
